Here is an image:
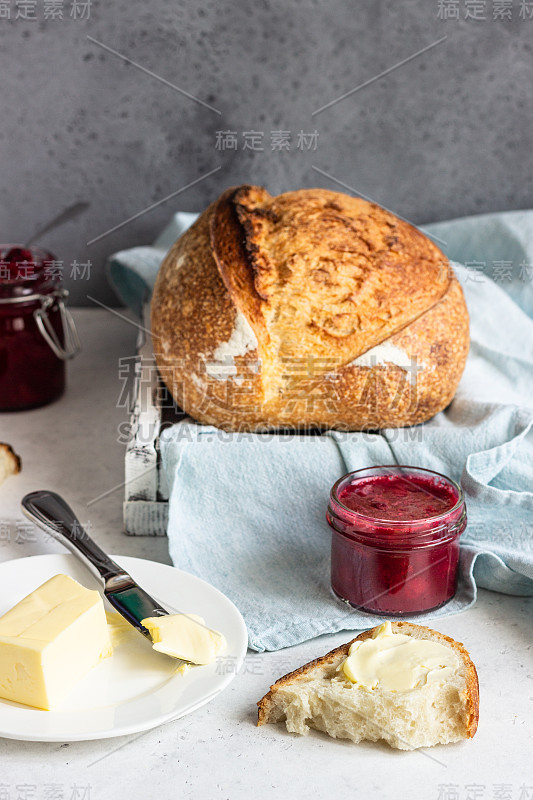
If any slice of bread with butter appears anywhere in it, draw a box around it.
[257,621,479,750]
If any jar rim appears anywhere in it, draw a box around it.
[0,244,56,285]
[0,244,56,258]
[329,465,465,528]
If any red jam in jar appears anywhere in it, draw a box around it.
[0,245,80,411]
[326,466,467,615]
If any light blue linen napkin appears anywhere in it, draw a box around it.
[107,212,197,317]
[109,209,533,651]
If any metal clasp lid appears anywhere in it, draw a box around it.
[34,289,81,360]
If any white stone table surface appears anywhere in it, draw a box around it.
[0,309,531,800]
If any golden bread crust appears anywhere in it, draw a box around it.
[151,186,469,431]
[151,199,263,426]
[234,186,449,360]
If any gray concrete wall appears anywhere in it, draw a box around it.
[1,0,532,305]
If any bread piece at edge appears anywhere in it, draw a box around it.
[0,443,21,486]
[257,621,479,750]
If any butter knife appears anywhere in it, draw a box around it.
[21,490,185,656]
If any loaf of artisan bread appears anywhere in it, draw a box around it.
[151,186,469,431]
[0,443,21,486]
[257,622,479,751]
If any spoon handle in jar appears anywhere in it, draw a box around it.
[25,202,90,247]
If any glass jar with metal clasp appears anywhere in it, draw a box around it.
[0,245,81,411]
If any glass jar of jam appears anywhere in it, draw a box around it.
[0,245,80,411]
[326,466,467,615]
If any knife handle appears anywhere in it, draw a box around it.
[21,490,128,587]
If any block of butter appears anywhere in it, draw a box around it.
[0,574,113,710]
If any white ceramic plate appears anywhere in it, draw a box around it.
[0,553,248,742]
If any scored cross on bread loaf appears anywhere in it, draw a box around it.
[257,622,479,751]
[151,186,469,430]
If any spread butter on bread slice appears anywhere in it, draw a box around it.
[257,621,479,751]
[0,443,21,486]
